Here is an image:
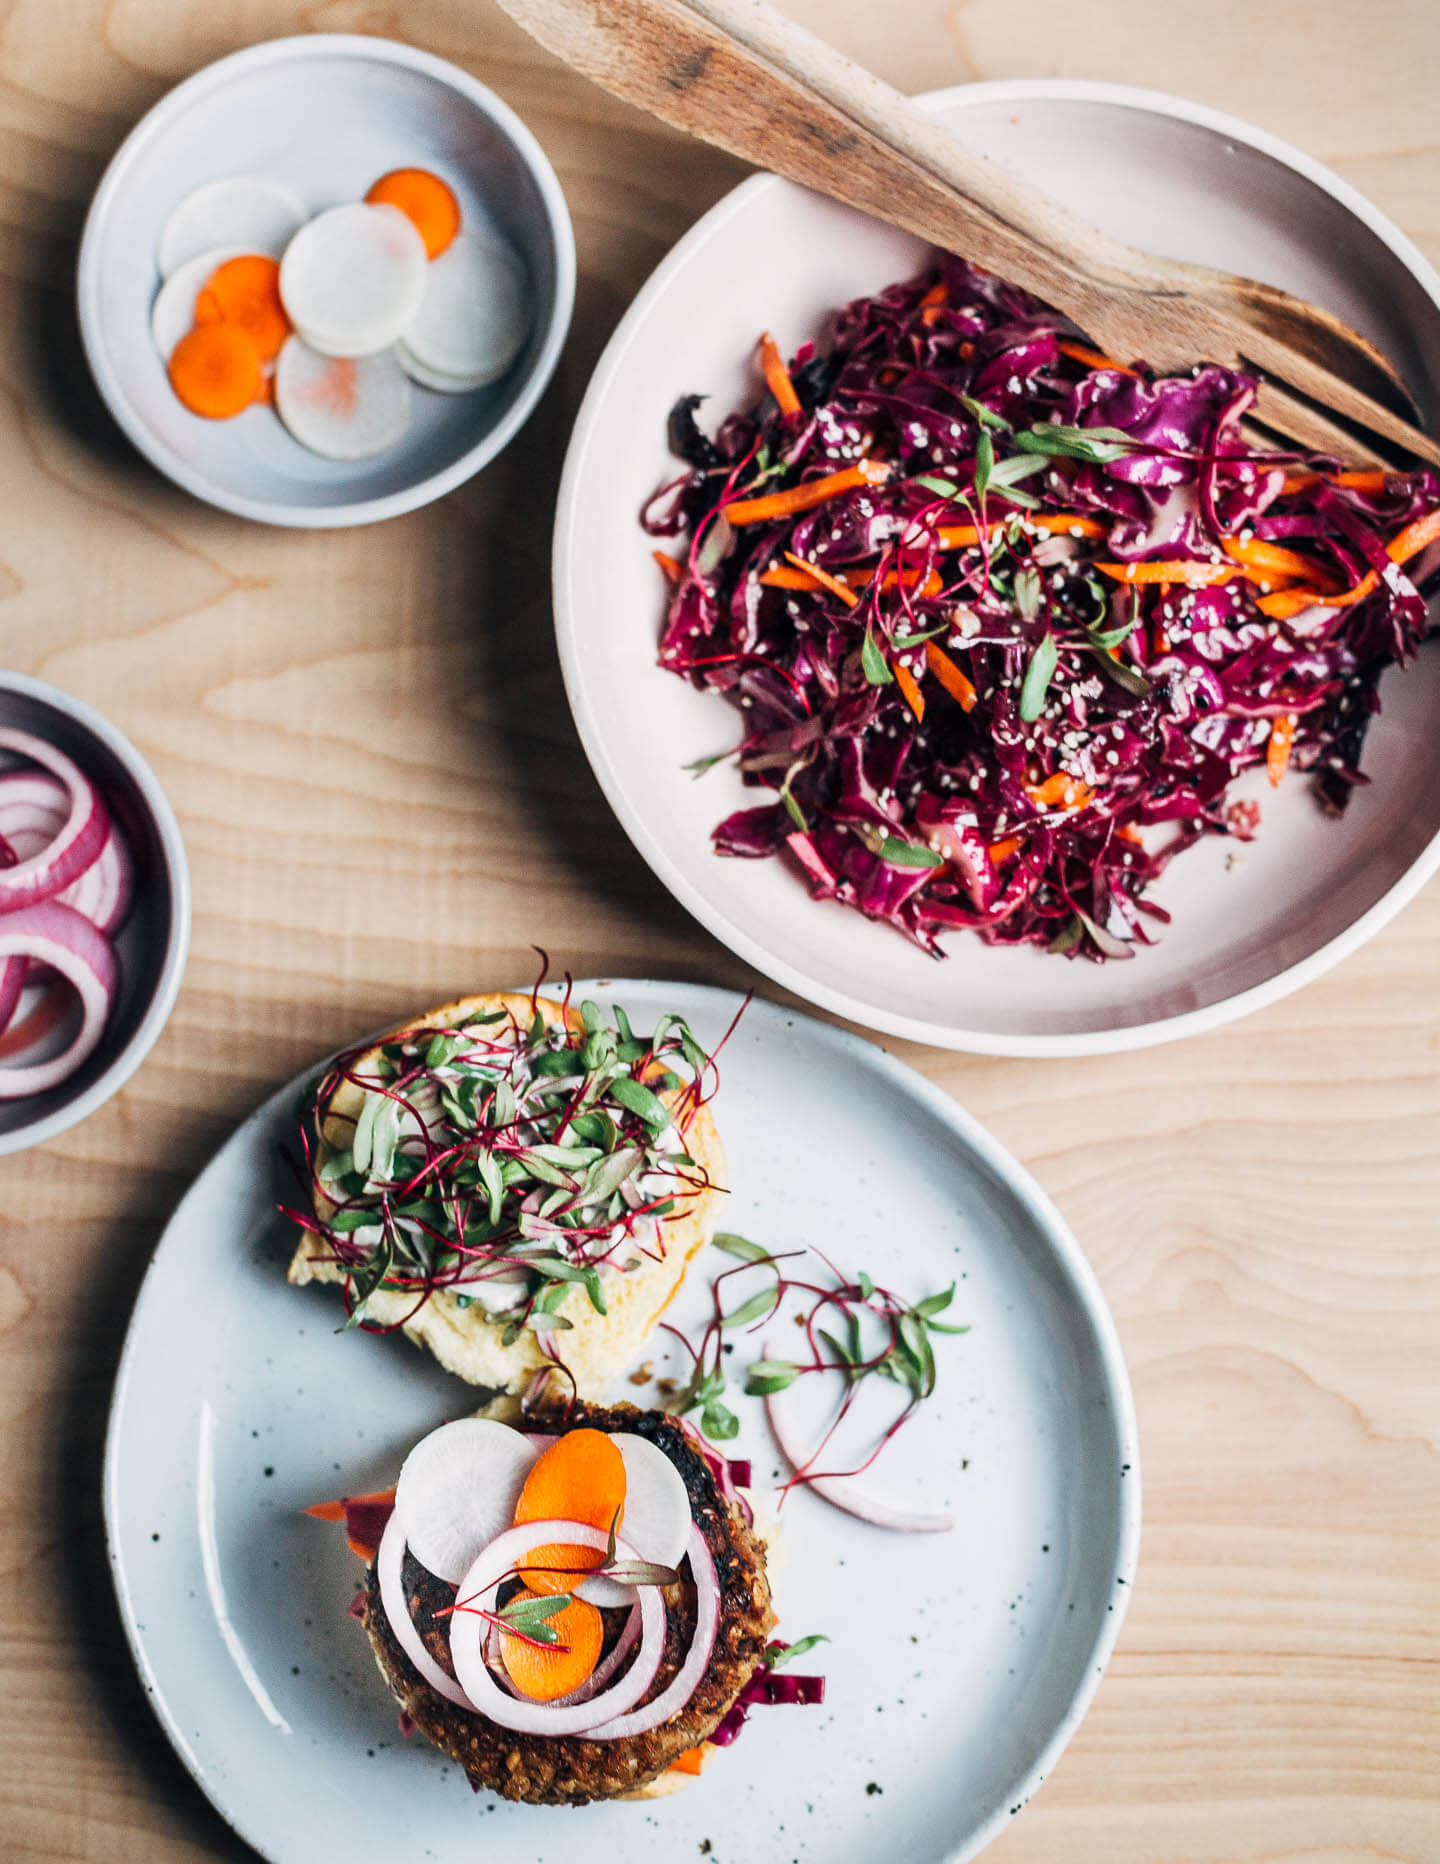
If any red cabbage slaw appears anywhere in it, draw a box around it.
[645,258,1440,961]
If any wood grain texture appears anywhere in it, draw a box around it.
[0,2,1435,1860]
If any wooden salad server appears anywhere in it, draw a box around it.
[492,0,1440,468]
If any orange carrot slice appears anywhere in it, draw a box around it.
[669,1747,706,1776]
[194,254,290,362]
[498,1588,604,1701]
[987,835,1023,863]
[894,659,925,722]
[1388,505,1440,564]
[1220,535,1338,590]
[1267,713,1297,786]
[784,551,858,609]
[365,168,461,259]
[759,332,801,416]
[513,1429,627,1594]
[168,323,263,419]
[1057,339,1138,376]
[1027,773,1094,810]
[722,460,889,526]
[1095,560,1236,587]
[653,550,685,584]
[924,640,977,712]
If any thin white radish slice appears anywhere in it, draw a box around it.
[376,1512,480,1713]
[401,231,532,387]
[447,1519,665,1737]
[278,204,427,359]
[149,246,248,359]
[577,1433,691,1608]
[273,339,411,461]
[158,177,306,279]
[394,1420,539,1585]
[0,731,110,911]
[764,1387,954,1534]
[393,340,492,397]
[582,1520,719,1739]
[0,902,117,1096]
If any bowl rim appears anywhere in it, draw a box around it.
[0,672,191,1154]
[553,75,1440,1057]
[76,32,577,530]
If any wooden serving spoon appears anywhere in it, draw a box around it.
[493,0,1440,468]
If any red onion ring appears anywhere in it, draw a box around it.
[0,956,23,1036]
[0,772,134,940]
[376,1513,480,1713]
[764,1389,954,1534]
[0,981,67,1059]
[446,1519,665,1738]
[581,1520,719,1739]
[0,732,109,910]
[0,902,117,1097]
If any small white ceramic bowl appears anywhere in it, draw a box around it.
[0,673,190,1155]
[77,35,575,528]
[555,79,1440,1055]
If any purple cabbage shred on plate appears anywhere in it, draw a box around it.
[645,257,1440,961]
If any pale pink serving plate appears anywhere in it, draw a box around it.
[554,80,1440,1055]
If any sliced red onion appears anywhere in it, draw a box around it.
[764,1392,953,1534]
[59,822,133,937]
[447,1519,665,1737]
[0,732,109,910]
[0,957,24,1037]
[0,902,117,1097]
[581,1521,719,1740]
[376,1512,480,1713]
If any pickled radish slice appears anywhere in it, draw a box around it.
[158,177,306,279]
[498,1588,603,1702]
[278,203,428,359]
[150,246,247,359]
[273,340,411,460]
[393,1419,539,1584]
[576,1433,691,1607]
[393,339,493,397]
[401,230,532,387]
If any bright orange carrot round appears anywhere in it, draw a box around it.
[499,1587,604,1701]
[365,168,461,258]
[194,254,290,363]
[168,322,263,419]
[514,1539,606,1598]
[512,1428,627,1593]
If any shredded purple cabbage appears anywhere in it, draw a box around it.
[648,258,1440,960]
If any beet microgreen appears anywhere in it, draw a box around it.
[664,1233,967,1480]
[281,982,725,1336]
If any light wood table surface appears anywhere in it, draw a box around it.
[1,3,1436,1860]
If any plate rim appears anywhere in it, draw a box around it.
[551,76,1440,1056]
[103,978,1141,1864]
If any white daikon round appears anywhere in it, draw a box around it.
[150,246,247,359]
[401,231,532,388]
[576,1432,692,1607]
[157,177,307,279]
[278,203,428,359]
[393,1419,540,1584]
[394,339,492,397]
[273,339,412,460]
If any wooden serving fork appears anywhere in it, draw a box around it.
[493,0,1440,468]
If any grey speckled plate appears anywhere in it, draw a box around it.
[104,982,1139,1864]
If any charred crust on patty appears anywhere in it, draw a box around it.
[359,1402,773,1805]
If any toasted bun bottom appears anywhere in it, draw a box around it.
[289,992,726,1396]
